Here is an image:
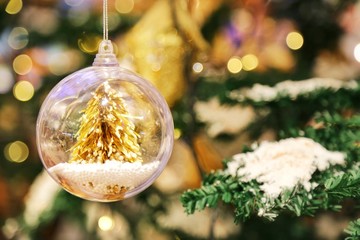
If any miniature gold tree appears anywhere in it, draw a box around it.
[70,81,142,163]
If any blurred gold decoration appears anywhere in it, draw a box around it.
[193,133,223,173]
[188,0,225,26]
[131,0,157,14]
[210,7,295,72]
[70,81,142,163]
[19,6,59,35]
[259,44,293,71]
[155,140,201,193]
[124,0,208,106]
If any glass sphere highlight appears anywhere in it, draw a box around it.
[36,65,174,202]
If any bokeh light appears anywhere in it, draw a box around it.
[2,218,19,239]
[23,8,59,35]
[0,65,14,94]
[48,52,71,76]
[227,57,243,74]
[4,141,29,163]
[174,128,182,140]
[150,62,161,72]
[78,34,102,54]
[115,0,134,14]
[5,0,23,15]
[68,8,90,26]
[46,47,84,76]
[13,81,34,102]
[242,54,259,71]
[354,43,360,62]
[64,0,84,7]
[13,54,32,75]
[286,31,304,50]
[8,27,29,50]
[192,62,204,73]
[108,13,121,31]
[98,215,114,231]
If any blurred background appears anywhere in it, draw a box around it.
[1,0,360,239]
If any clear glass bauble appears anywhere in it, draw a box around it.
[36,42,174,202]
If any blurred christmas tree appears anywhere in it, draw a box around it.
[2,0,360,239]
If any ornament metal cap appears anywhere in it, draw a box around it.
[93,40,119,67]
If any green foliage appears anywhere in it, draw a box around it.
[181,172,267,222]
[345,218,360,240]
[181,111,360,239]
[324,169,360,200]
[195,76,360,142]
[181,167,351,223]
[287,112,360,165]
[183,78,360,237]
[247,86,360,140]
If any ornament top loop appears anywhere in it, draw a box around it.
[99,40,113,54]
[93,40,119,67]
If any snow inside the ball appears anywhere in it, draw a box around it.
[49,160,160,196]
[226,138,345,198]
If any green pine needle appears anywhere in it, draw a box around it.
[182,111,360,233]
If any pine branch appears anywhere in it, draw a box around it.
[181,172,275,222]
[181,169,347,223]
[194,77,360,141]
[345,218,360,240]
[181,173,241,215]
[196,75,360,108]
[287,112,360,164]
[182,112,360,224]
[324,169,360,199]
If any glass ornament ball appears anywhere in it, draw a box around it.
[36,43,174,202]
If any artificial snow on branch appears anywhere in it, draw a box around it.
[229,78,358,102]
[194,98,256,137]
[226,137,345,198]
[182,113,360,227]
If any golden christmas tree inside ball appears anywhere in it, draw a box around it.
[36,41,174,202]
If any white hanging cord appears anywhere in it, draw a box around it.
[103,0,109,41]
[93,0,117,65]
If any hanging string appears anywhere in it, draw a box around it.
[103,0,109,41]
[94,0,116,63]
